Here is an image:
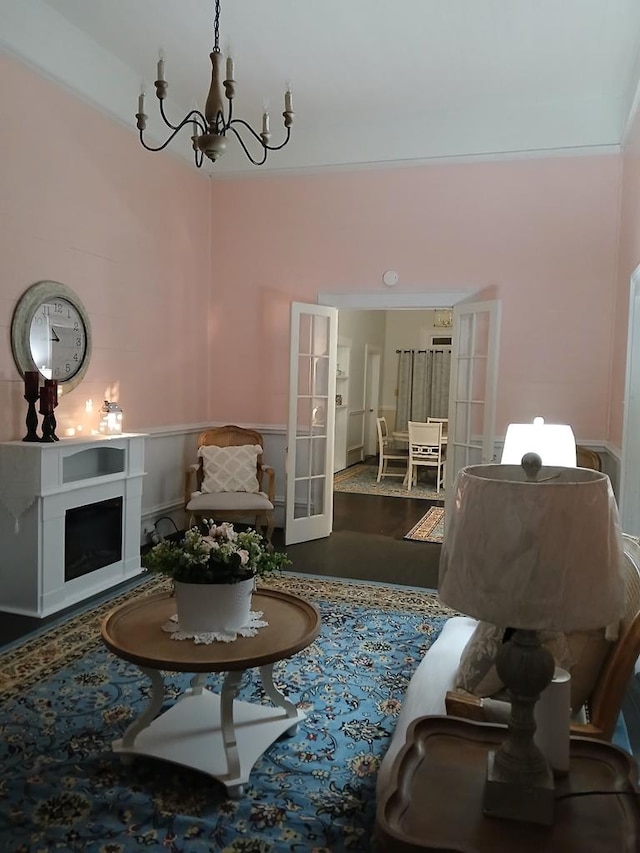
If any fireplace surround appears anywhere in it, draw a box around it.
[0,434,146,617]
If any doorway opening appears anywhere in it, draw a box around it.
[331,306,455,503]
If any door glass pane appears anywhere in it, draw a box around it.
[297,398,312,434]
[456,314,473,357]
[311,314,329,357]
[312,355,330,396]
[293,479,310,518]
[311,437,327,476]
[309,477,325,516]
[454,356,472,401]
[298,314,312,354]
[471,356,487,401]
[295,437,311,479]
[297,356,312,396]
[311,401,327,437]
[473,313,490,356]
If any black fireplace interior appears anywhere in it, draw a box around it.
[65,497,123,582]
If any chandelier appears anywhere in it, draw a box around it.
[135,0,294,167]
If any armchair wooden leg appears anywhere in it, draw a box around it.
[265,512,275,545]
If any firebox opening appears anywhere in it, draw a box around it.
[65,497,123,582]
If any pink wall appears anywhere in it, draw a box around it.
[611,113,640,446]
[210,156,622,440]
[0,54,627,448]
[0,56,211,443]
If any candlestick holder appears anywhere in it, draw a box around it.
[45,379,59,441]
[39,386,56,443]
[22,371,41,442]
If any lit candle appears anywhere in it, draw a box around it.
[157,54,165,82]
[24,370,40,399]
[285,86,293,113]
[226,55,234,81]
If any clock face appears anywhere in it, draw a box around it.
[28,296,88,381]
[11,281,92,392]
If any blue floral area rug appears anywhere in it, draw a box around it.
[334,463,445,502]
[0,573,454,852]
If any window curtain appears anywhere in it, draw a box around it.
[395,349,451,431]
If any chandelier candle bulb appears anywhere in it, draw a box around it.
[226,56,234,81]
[137,92,144,114]
[285,88,293,112]
[262,111,270,134]
[157,55,165,82]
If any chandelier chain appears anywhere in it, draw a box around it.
[213,0,221,53]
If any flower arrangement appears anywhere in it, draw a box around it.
[142,520,291,585]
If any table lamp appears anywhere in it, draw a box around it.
[501,416,577,466]
[438,456,624,825]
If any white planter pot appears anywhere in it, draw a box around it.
[174,577,254,634]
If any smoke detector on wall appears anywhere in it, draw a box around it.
[382,270,399,287]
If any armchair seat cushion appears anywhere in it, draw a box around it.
[187,490,274,512]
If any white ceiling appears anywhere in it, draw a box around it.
[3,0,640,177]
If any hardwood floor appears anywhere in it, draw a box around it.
[276,490,443,589]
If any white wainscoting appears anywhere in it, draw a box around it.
[140,423,288,542]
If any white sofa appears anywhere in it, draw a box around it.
[376,615,478,796]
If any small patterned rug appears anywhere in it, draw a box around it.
[405,506,446,542]
[334,462,445,502]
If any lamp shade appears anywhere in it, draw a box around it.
[438,464,624,632]
[501,417,577,467]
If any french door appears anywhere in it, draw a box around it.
[285,303,338,545]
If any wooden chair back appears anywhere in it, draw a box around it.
[408,421,444,493]
[376,416,408,482]
[408,421,443,457]
[582,533,640,739]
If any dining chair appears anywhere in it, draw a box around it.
[407,421,445,493]
[427,416,449,437]
[376,417,409,482]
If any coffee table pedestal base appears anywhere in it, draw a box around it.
[113,689,305,797]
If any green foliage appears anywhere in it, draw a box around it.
[142,521,291,584]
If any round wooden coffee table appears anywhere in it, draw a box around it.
[101,587,320,797]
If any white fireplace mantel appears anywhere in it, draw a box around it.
[0,433,146,617]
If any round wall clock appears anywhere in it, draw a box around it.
[11,280,92,393]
